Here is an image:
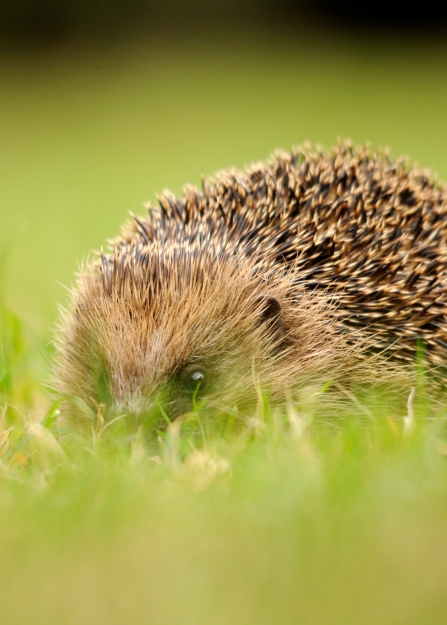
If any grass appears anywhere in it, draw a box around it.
[3,27,447,624]
[2,299,447,624]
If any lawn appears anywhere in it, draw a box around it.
[2,26,447,624]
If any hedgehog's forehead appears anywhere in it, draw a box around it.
[89,244,277,351]
[99,243,262,306]
[85,246,273,379]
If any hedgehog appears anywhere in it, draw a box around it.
[54,142,447,431]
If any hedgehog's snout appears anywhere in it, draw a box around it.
[107,360,213,427]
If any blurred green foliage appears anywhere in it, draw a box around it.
[0,0,445,46]
[0,0,273,45]
[2,30,447,334]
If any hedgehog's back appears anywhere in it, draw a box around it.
[123,142,447,366]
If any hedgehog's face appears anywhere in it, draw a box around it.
[56,246,294,430]
[55,244,341,432]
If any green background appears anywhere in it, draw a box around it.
[2,29,447,333]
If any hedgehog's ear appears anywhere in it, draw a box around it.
[254,294,284,343]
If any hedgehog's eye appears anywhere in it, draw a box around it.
[186,369,207,393]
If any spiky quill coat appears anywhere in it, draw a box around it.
[55,142,447,426]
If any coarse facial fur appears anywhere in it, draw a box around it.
[55,242,363,430]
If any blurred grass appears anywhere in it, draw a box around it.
[2,28,447,624]
[2,305,447,624]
